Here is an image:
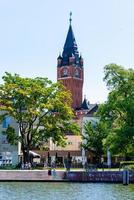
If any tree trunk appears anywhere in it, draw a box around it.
[22,145,30,164]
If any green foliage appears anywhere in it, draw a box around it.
[120,161,134,165]
[82,120,106,162]
[3,126,19,145]
[126,165,134,170]
[120,161,134,170]
[97,64,134,156]
[0,165,17,170]
[0,72,80,162]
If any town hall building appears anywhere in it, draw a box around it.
[41,14,99,166]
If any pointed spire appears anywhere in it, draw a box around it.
[81,96,90,110]
[62,13,80,66]
[79,53,83,67]
[63,25,77,51]
[79,53,82,59]
[57,52,62,59]
[57,52,62,67]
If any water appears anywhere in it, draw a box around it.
[0,182,134,200]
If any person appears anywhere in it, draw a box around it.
[52,168,56,177]
[51,161,56,169]
[67,157,71,171]
[21,162,24,170]
[28,162,31,169]
[64,157,68,171]
[48,168,52,175]
[25,162,28,169]
[64,156,71,171]
[44,161,47,168]
[84,162,88,171]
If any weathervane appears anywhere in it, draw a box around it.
[69,12,72,24]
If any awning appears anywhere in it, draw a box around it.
[29,151,41,158]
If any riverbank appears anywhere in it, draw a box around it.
[0,170,134,183]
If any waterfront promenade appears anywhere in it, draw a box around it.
[0,170,65,181]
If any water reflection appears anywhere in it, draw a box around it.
[0,182,134,200]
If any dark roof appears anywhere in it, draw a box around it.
[61,24,80,66]
[29,151,41,158]
[86,104,99,116]
[63,25,78,56]
[75,102,98,117]
[81,98,90,110]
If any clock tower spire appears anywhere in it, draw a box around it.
[57,14,84,109]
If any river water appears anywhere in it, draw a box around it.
[0,182,134,200]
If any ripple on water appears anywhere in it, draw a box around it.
[0,182,134,200]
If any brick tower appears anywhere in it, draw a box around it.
[57,13,84,109]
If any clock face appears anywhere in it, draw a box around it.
[63,68,68,76]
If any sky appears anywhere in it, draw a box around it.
[0,0,134,103]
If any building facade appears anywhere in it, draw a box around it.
[0,115,20,166]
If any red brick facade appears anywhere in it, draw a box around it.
[57,64,83,109]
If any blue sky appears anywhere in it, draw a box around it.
[0,0,134,103]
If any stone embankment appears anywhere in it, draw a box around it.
[66,171,134,183]
[0,170,134,183]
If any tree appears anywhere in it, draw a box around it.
[0,72,79,163]
[97,64,134,156]
[82,120,106,164]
